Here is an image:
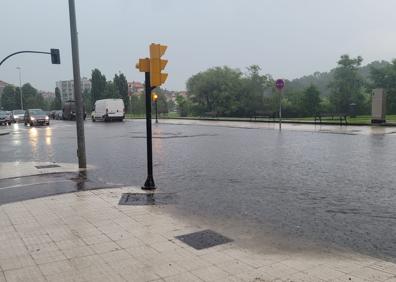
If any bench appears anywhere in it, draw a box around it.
[314,113,348,125]
[250,111,277,121]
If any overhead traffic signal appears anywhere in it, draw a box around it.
[149,43,168,87]
[50,48,60,64]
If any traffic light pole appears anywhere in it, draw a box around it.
[143,71,156,190]
[68,0,87,169]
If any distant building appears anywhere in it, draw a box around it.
[56,77,91,103]
[128,81,144,95]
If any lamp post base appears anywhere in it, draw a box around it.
[142,176,156,190]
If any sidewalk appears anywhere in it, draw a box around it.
[1,187,396,282]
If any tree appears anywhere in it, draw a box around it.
[176,95,191,117]
[21,83,46,109]
[186,66,243,116]
[91,69,106,104]
[238,65,273,116]
[103,81,117,99]
[329,55,366,114]
[83,89,92,112]
[301,85,321,116]
[51,87,62,110]
[370,59,396,114]
[114,73,129,111]
[0,85,17,110]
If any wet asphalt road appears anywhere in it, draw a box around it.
[0,120,396,260]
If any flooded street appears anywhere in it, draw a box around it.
[1,119,396,261]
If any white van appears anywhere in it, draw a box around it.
[92,99,125,122]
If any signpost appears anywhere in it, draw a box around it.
[275,79,285,130]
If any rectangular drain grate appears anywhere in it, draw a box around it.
[175,229,233,250]
[118,192,177,206]
[35,164,61,169]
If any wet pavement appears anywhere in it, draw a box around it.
[0,119,396,262]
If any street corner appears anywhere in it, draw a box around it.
[0,161,95,180]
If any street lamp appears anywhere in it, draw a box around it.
[152,93,158,123]
[16,67,23,110]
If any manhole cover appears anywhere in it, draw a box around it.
[118,192,177,206]
[35,164,61,169]
[175,230,233,250]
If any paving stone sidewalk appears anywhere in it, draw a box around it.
[1,187,396,282]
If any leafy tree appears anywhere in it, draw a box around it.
[301,85,321,116]
[103,81,117,99]
[176,95,191,117]
[91,69,106,104]
[83,89,92,112]
[130,94,145,115]
[51,87,62,110]
[370,59,396,114]
[0,85,17,110]
[329,55,365,114]
[187,66,243,116]
[21,83,45,109]
[114,73,129,111]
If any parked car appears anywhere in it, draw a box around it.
[0,110,12,125]
[24,109,50,126]
[91,99,125,122]
[62,100,86,120]
[12,109,25,123]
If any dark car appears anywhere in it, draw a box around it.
[24,109,50,126]
[12,109,25,123]
[62,100,86,121]
[55,110,63,120]
[0,110,12,125]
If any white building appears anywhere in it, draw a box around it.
[56,77,91,103]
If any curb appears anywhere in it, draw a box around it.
[0,130,10,136]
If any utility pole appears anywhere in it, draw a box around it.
[275,79,285,131]
[16,67,23,110]
[68,0,87,168]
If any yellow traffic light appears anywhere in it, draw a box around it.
[149,43,168,87]
[136,58,150,72]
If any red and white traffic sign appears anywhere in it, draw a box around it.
[275,79,285,91]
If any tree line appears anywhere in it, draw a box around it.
[178,55,396,117]
[0,83,61,111]
[89,69,170,115]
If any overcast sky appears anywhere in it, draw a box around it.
[1,0,396,92]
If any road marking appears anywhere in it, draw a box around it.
[0,179,72,191]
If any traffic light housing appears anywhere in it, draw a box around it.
[149,43,168,87]
[136,58,150,72]
[50,48,60,64]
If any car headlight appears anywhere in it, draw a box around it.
[45,116,49,120]
[30,117,35,121]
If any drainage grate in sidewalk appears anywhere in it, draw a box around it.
[35,164,61,169]
[175,229,233,250]
[118,192,177,206]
